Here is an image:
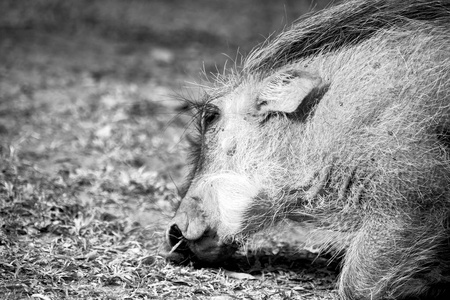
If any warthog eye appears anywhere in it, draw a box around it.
[200,103,220,132]
[203,108,219,127]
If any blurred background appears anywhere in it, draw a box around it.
[0,0,334,186]
[1,0,333,80]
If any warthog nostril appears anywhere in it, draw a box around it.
[164,223,195,264]
[167,224,189,252]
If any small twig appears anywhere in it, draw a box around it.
[168,240,184,254]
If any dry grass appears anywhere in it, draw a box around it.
[0,1,338,299]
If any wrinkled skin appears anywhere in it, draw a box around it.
[164,0,450,299]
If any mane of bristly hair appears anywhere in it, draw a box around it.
[244,0,450,73]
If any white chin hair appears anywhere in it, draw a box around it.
[197,172,260,236]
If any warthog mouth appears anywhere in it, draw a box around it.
[163,223,239,265]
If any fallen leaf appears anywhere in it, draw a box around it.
[223,271,257,280]
[209,295,236,300]
[31,294,52,300]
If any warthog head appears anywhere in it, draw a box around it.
[166,69,327,263]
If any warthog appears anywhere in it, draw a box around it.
[165,0,450,299]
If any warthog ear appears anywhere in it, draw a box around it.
[256,70,323,114]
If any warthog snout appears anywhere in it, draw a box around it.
[169,197,208,241]
[165,197,238,264]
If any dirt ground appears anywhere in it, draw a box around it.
[0,1,339,299]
